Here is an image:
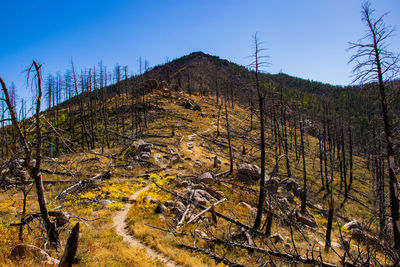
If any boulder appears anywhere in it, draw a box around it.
[193,195,208,206]
[193,183,206,190]
[139,151,151,161]
[138,142,153,153]
[176,180,189,188]
[265,177,280,194]
[11,244,59,266]
[236,163,261,184]
[194,189,216,202]
[164,200,175,207]
[197,172,214,184]
[98,199,112,208]
[171,153,181,164]
[281,178,301,196]
[212,190,224,200]
[180,98,201,111]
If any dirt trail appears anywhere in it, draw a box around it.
[113,184,180,267]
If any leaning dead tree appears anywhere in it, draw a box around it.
[348,0,400,260]
[0,61,60,248]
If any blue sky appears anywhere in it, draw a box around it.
[1,0,399,100]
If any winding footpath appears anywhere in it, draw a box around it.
[113,184,180,267]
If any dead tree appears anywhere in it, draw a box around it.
[300,114,307,214]
[224,88,234,175]
[249,33,271,231]
[0,61,60,248]
[349,1,400,258]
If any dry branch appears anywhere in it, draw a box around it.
[56,170,111,200]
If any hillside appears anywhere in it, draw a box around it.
[0,52,397,266]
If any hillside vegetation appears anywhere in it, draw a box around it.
[0,51,398,266]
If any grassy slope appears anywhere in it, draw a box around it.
[0,88,377,266]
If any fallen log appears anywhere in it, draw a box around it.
[153,182,263,235]
[201,237,336,267]
[56,170,111,200]
[186,198,226,224]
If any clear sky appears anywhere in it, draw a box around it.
[1,0,399,100]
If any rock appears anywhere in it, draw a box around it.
[187,142,194,150]
[193,195,208,206]
[188,134,196,141]
[180,98,201,111]
[270,233,284,243]
[265,177,280,194]
[197,172,214,184]
[139,151,151,161]
[214,191,225,199]
[171,153,181,164]
[281,178,300,193]
[236,163,261,184]
[153,153,162,163]
[11,244,59,266]
[195,189,217,202]
[282,178,297,189]
[344,220,362,230]
[238,202,257,214]
[98,199,112,208]
[297,214,318,228]
[177,180,190,188]
[193,184,206,190]
[195,230,209,239]
[164,200,175,207]
[143,196,159,204]
[138,142,153,153]
[155,204,167,214]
